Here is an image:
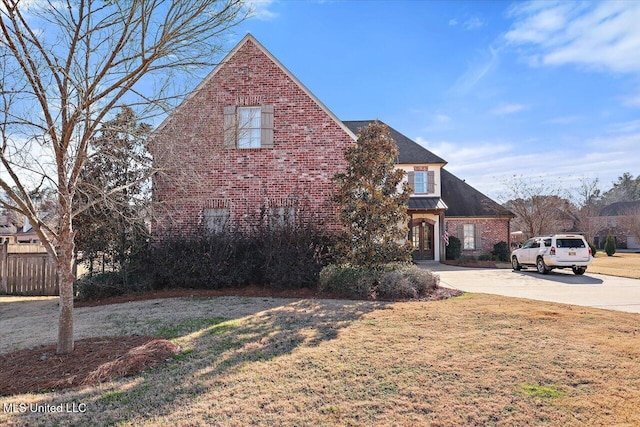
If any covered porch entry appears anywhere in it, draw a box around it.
[408,197,447,261]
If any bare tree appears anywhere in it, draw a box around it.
[572,176,603,243]
[500,176,575,238]
[0,0,247,353]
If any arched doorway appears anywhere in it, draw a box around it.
[411,218,434,260]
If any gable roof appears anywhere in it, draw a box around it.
[441,169,514,218]
[153,34,357,140]
[342,120,447,165]
[598,200,640,216]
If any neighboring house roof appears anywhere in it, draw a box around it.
[441,169,514,218]
[598,200,640,216]
[342,120,447,165]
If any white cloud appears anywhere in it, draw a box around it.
[606,119,640,134]
[489,103,528,115]
[544,115,582,124]
[247,0,279,21]
[620,89,640,107]
[463,16,485,31]
[504,1,640,73]
[434,114,452,124]
[450,46,499,95]
[413,132,640,200]
[448,18,458,27]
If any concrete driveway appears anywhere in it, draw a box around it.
[420,262,640,314]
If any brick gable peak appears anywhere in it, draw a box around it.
[153,33,357,141]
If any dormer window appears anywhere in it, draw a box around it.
[408,168,435,194]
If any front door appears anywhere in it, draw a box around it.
[411,220,434,260]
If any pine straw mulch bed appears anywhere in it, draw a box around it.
[0,337,180,396]
[3,285,460,397]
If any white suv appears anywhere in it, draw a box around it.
[511,234,593,275]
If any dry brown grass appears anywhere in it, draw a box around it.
[1,294,639,426]
[589,251,640,279]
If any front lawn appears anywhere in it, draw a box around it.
[1,293,639,426]
[589,251,640,279]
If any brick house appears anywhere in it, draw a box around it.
[151,34,513,261]
[591,201,640,249]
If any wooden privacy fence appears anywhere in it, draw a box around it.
[0,241,59,296]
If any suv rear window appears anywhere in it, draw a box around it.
[556,239,585,248]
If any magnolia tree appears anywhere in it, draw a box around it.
[0,0,247,353]
[333,121,412,267]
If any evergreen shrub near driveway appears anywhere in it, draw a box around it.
[318,263,439,300]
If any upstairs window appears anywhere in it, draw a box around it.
[238,107,261,148]
[407,170,435,194]
[223,105,274,149]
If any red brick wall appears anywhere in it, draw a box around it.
[151,39,354,236]
[445,218,510,256]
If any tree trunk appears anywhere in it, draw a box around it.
[56,214,76,354]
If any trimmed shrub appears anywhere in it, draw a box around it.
[378,270,416,300]
[391,265,438,296]
[458,255,477,264]
[259,226,335,289]
[605,233,616,257]
[478,254,492,261]
[318,264,378,299]
[446,236,461,260]
[491,241,510,262]
[74,272,138,301]
[318,263,439,300]
[142,233,250,290]
[142,225,334,290]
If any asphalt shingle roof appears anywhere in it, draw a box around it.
[342,120,447,165]
[598,200,640,216]
[440,169,513,217]
[342,120,512,218]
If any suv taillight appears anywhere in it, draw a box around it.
[550,246,556,255]
[589,247,592,256]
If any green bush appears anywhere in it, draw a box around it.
[478,254,492,261]
[491,241,510,262]
[142,225,334,290]
[318,264,378,299]
[605,233,616,257]
[446,235,461,260]
[318,264,439,300]
[588,241,597,258]
[458,255,477,264]
[74,271,138,301]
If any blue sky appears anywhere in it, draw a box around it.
[229,0,640,200]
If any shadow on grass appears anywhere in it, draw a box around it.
[7,297,385,426]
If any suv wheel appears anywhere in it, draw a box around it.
[572,266,586,275]
[511,256,522,271]
[536,257,550,274]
